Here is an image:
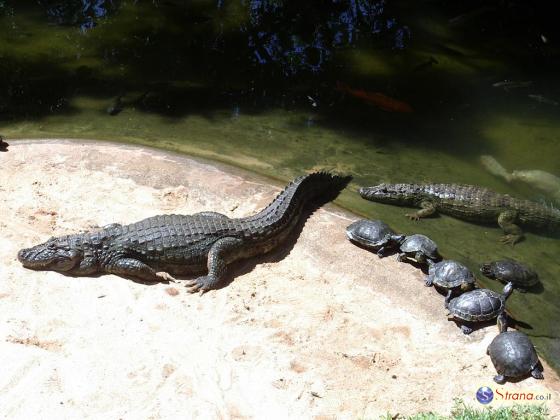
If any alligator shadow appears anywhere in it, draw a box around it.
[214,183,351,292]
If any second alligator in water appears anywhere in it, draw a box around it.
[359,183,560,245]
[18,172,351,293]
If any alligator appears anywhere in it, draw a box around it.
[359,183,560,245]
[18,172,351,293]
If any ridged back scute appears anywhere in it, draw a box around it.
[241,171,351,237]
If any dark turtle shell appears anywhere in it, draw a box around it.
[427,260,476,289]
[399,234,439,259]
[488,331,540,378]
[480,260,539,288]
[345,219,395,249]
[448,289,504,322]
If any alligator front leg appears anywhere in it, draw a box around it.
[185,237,243,294]
[105,258,176,283]
[406,201,436,221]
[497,210,523,245]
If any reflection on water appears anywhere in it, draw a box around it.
[1,1,559,372]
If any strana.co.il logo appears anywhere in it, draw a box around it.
[476,386,494,404]
[476,386,552,404]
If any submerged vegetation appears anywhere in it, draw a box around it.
[1,0,560,374]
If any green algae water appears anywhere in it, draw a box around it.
[1,1,560,373]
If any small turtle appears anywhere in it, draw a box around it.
[487,330,544,384]
[396,234,440,265]
[346,219,404,257]
[481,259,539,292]
[448,282,513,334]
[425,260,476,308]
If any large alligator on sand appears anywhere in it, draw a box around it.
[19,172,351,292]
[359,183,560,245]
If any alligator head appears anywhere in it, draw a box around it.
[358,183,420,205]
[18,236,83,272]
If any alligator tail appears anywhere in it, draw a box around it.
[245,172,351,226]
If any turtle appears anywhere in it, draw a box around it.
[345,219,404,257]
[447,282,513,334]
[396,234,440,265]
[487,330,544,384]
[480,259,539,292]
[425,260,476,308]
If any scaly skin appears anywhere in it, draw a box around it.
[359,183,560,245]
[18,172,351,293]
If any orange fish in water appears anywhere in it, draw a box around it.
[336,82,413,113]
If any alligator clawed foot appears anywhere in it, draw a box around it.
[185,276,212,295]
[499,235,521,246]
[405,213,420,221]
[156,271,176,282]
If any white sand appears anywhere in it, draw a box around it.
[1,140,558,419]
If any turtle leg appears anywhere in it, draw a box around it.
[376,246,387,257]
[498,210,523,245]
[444,290,453,308]
[396,252,407,262]
[531,366,544,380]
[460,324,473,335]
[497,312,508,333]
[493,374,506,384]
[415,252,427,264]
[406,201,436,221]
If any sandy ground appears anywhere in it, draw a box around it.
[1,139,559,419]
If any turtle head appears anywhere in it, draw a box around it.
[460,280,474,292]
[18,236,83,272]
[390,234,406,245]
[359,183,420,205]
[480,262,496,279]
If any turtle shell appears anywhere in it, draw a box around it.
[400,234,439,259]
[346,220,395,249]
[480,260,539,288]
[448,289,504,322]
[427,260,476,289]
[488,331,540,378]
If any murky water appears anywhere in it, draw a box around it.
[1,1,559,372]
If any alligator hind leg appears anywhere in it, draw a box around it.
[498,210,523,245]
[405,201,436,221]
[105,258,176,283]
[185,237,243,294]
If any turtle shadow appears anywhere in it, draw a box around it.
[346,240,399,259]
[449,313,533,335]
[449,318,501,335]
[490,361,545,384]
[399,258,431,274]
